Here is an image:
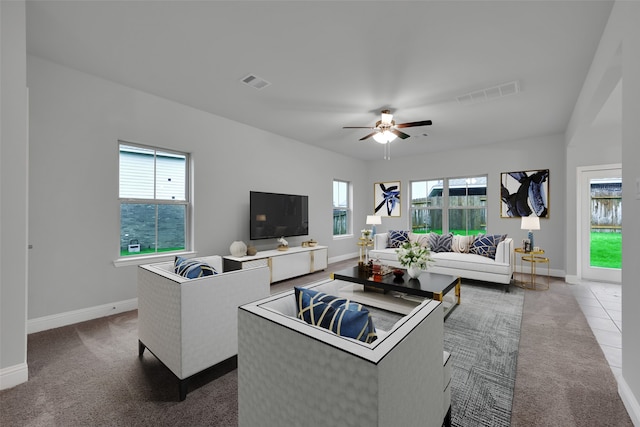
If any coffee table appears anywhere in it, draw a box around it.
[331,267,461,318]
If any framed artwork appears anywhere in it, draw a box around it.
[374,181,401,217]
[500,169,549,218]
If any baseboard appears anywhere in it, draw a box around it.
[513,265,565,278]
[28,298,138,334]
[0,362,28,390]
[618,376,640,426]
[565,275,580,284]
[328,252,358,264]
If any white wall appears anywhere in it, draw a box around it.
[366,134,566,276]
[565,124,621,278]
[566,1,640,423]
[0,0,29,389]
[619,3,640,424]
[26,55,367,321]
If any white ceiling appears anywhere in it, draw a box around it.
[25,1,614,160]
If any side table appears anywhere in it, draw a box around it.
[514,248,549,290]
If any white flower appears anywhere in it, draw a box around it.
[278,236,288,246]
[395,241,433,270]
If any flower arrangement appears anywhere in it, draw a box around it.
[361,229,372,238]
[395,241,433,270]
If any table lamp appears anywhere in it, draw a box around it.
[366,215,382,236]
[521,216,540,251]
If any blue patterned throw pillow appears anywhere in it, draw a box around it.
[174,256,217,279]
[294,287,377,344]
[469,234,506,259]
[429,233,453,253]
[388,230,409,248]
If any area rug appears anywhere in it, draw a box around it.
[367,281,524,427]
[444,282,524,427]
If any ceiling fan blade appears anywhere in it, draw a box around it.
[390,129,410,139]
[343,126,375,129]
[359,131,378,141]
[395,120,433,128]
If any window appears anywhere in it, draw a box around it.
[447,176,487,235]
[119,142,190,257]
[410,179,443,233]
[333,180,351,236]
[410,176,486,235]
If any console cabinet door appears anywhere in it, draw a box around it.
[270,251,312,283]
[311,248,328,272]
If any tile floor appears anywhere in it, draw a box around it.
[569,280,623,381]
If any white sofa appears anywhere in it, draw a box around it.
[370,232,514,288]
[238,279,451,427]
[137,255,270,400]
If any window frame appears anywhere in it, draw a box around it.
[410,175,487,235]
[333,179,352,238]
[446,175,488,236]
[409,179,444,234]
[117,141,192,263]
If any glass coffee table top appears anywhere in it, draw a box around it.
[331,266,461,317]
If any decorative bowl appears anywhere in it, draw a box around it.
[393,269,405,279]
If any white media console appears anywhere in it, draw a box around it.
[223,245,328,284]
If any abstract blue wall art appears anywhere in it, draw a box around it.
[374,181,401,217]
[500,169,549,218]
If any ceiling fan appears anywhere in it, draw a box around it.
[343,109,432,143]
[343,109,432,159]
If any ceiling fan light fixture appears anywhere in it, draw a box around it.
[373,132,387,144]
[381,111,393,124]
[373,130,397,144]
[386,131,397,142]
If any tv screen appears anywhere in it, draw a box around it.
[250,191,309,240]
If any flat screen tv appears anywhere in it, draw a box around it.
[250,191,309,240]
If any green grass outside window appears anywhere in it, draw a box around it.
[590,232,622,269]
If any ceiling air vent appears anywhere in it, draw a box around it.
[457,80,520,105]
[241,74,271,90]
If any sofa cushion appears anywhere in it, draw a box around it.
[452,234,474,253]
[429,233,453,253]
[174,256,217,278]
[469,234,506,259]
[294,287,377,343]
[388,230,409,248]
[431,252,510,274]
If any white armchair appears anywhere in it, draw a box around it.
[238,279,450,426]
[137,255,270,400]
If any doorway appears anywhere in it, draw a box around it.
[579,164,622,282]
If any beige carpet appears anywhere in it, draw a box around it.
[511,278,632,426]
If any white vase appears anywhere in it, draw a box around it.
[407,265,422,279]
[230,241,247,257]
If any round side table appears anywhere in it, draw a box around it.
[515,248,549,290]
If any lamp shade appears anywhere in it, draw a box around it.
[366,215,382,225]
[520,216,540,230]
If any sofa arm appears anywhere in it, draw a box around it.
[495,238,514,267]
[374,233,388,250]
